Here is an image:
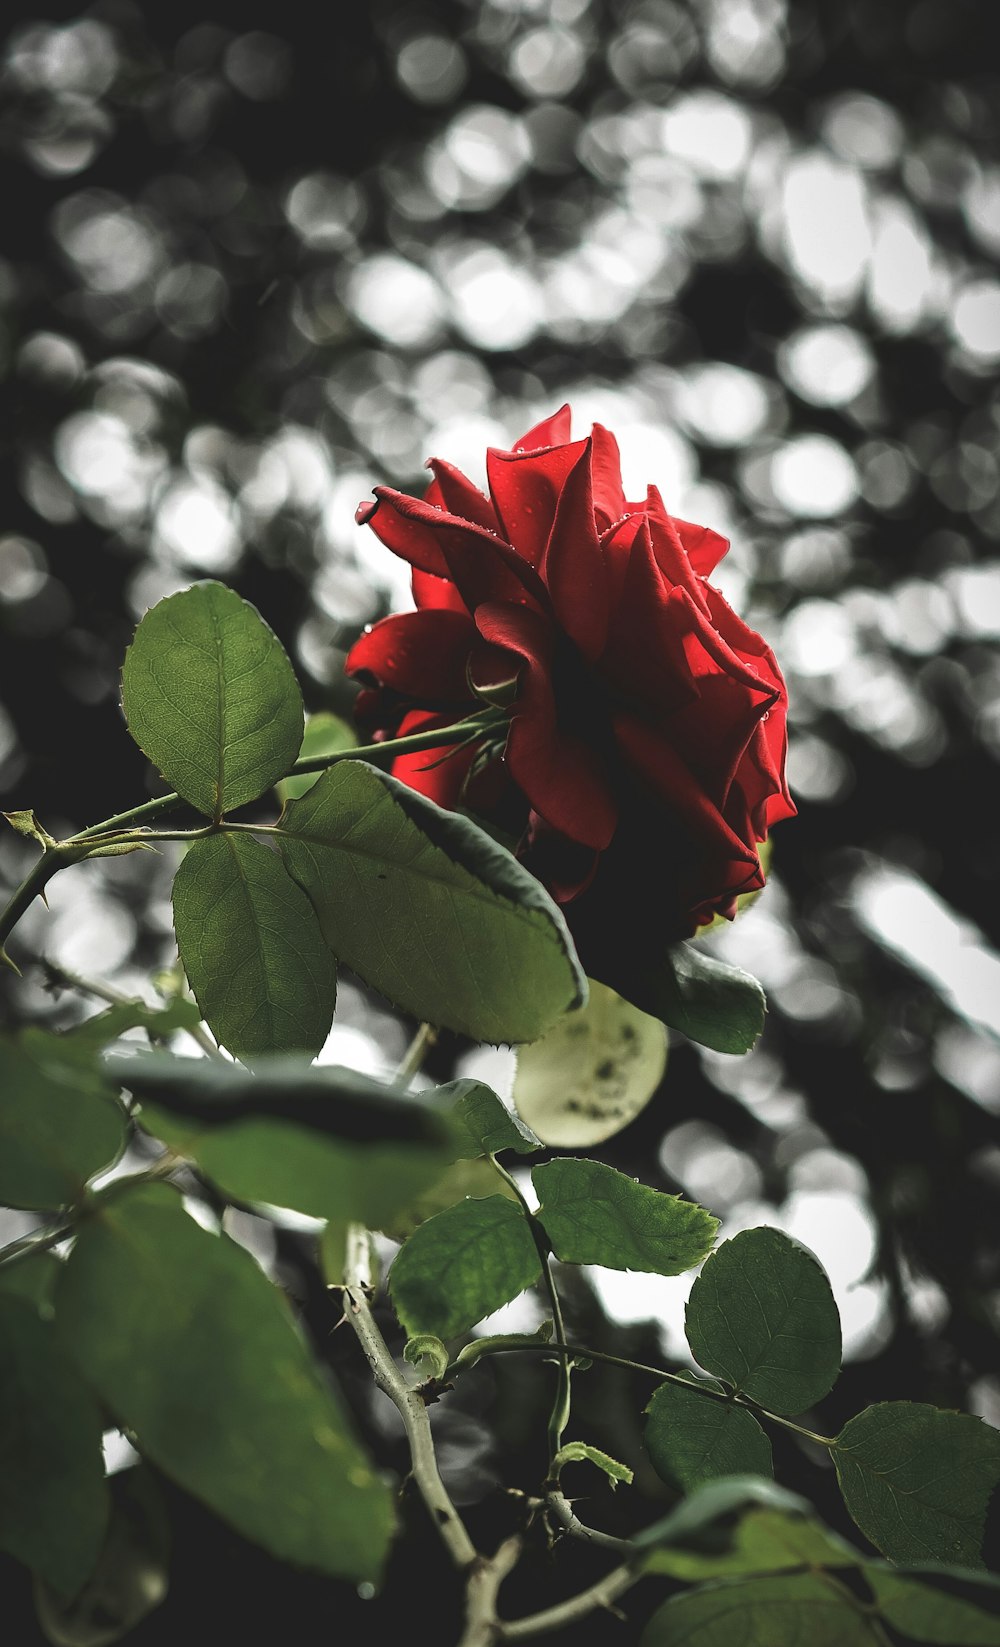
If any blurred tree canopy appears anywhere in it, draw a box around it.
[1,0,998,1640]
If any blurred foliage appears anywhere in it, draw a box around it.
[1,0,998,1640]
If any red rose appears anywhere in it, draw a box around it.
[347,405,794,1012]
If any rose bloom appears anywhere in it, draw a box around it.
[347,406,794,1015]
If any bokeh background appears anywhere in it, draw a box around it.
[1,0,998,1640]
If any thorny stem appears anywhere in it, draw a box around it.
[0,712,507,956]
[39,957,225,1061]
[393,1021,438,1085]
[488,1156,573,1480]
[500,1560,639,1641]
[0,1152,182,1274]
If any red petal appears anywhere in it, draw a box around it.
[515,404,572,450]
[346,610,477,703]
[675,516,730,577]
[364,486,551,613]
[613,710,760,879]
[474,602,617,850]
[540,436,608,662]
[645,487,711,613]
[599,519,699,714]
[590,424,627,527]
[425,459,498,533]
[486,437,590,568]
[412,566,467,613]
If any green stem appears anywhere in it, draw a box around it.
[450,1336,837,1451]
[489,1156,574,1480]
[68,711,507,845]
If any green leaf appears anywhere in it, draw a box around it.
[276,761,587,1043]
[428,1078,540,1159]
[640,1503,861,1581]
[0,1295,109,1598]
[552,1441,633,1487]
[34,1466,170,1647]
[868,1569,1000,1645]
[832,1402,1000,1568]
[172,832,335,1062]
[532,1158,718,1276]
[640,1571,880,1647]
[642,941,766,1054]
[513,978,668,1147]
[3,808,56,846]
[634,1478,813,1563]
[403,1335,450,1381]
[111,1051,454,1145]
[389,1195,542,1339]
[55,1184,394,1583]
[64,996,203,1050]
[644,1377,773,1493]
[0,1251,61,1309]
[138,1105,454,1230]
[120,581,303,819]
[380,1155,518,1243]
[685,1227,842,1414]
[277,711,357,802]
[0,1031,126,1209]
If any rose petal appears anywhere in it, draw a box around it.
[590,423,627,527]
[675,516,730,577]
[516,404,572,449]
[474,601,618,851]
[540,437,608,662]
[363,486,551,613]
[486,437,591,568]
[600,519,699,713]
[412,566,467,613]
[425,459,499,532]
[613,710,760,879]
[346,609,477,703]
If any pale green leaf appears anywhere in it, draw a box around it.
[172,831,335,1062]
[121,581,303,819]
[533,1157,718,1276]
[552,1441,633,1486]
[685,1227,842,1414]
[513,977,668,1146]
[868,1569,1000,1644]
[428,1078,540,1159]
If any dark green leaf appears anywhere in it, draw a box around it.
[685,1227,842,1414]
[277,711,357,802]
[172,832,335,1062]
[0,1031,126,1209]
[640,1571,880,1647]
[110,1051,454,1145]
[533,1157,718,1276]
[389,1195,541,1339]
[56,1184,394,1583]
[276,761,586,1043]
[832,1402,1000,1568]
[645,1377,773,1492]
[428,1078,541,1158]
[0,1295,108,1598]
[34,1467,169,1647]
[120,581,303,819]
[380,1156,518,1243]
[138,1104,455,1230]
[868,1569,1000,1644]
[638,941,766,1054]
[0,1251,61,1310]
